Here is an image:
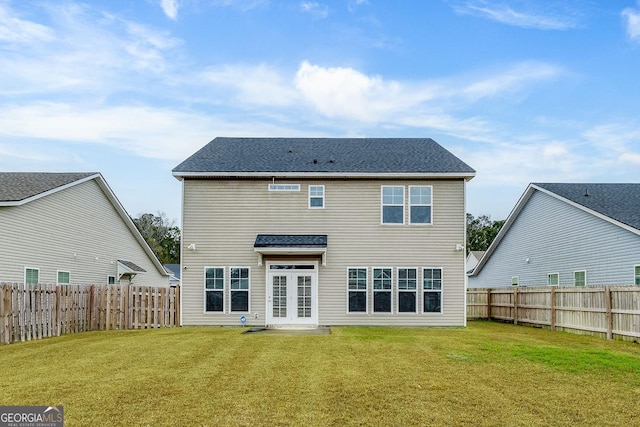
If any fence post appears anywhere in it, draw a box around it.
[1,284,10,344]
[550,286,556,331]
[513,286,518,325]
[605,286,613,340]
[486,288,492,320]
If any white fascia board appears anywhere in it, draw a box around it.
[173,171,476,180]
[0,173,101,206]
[254,247,327,266]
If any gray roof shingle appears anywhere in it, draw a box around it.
[173,137,475,175]
[254,234,328,248]
[0,172,96,203]
[534,183,640,231]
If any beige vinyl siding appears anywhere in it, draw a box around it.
[181,178,467,326]
[0,179,168,287]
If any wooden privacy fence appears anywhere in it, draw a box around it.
[1,283,180,345]
[468,286,640,341]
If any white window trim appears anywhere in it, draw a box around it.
[346,267,368,314]
[24,267,39,286]
[204,266,225,314]
[634,265,640,286]
[107,275,116,285]
[372,267,393,314]
[397,267,418,314]
[229,266,251,313]
[57,270,70,285]
[381,185,405,225]
[574,270,586,287]
[308,184,325,209]
[548,272,559,286]
[268,183,300,192]
[422,267,443,314]
[408,185,433,225]
[512,276,519,287]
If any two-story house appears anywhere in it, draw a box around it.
[173,138,475,327]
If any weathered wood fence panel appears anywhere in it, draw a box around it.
[0,283,180,345]
[468,286,640,341]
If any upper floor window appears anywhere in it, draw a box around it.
[57,271,70,285]
[409,186,432,224]
[25,267,39,285]
[309,185,325,209]
[230,267,250,312]
[347,267,367,313]
[381,186,404,224]
[574,270,586,287]
[205,267,225,312]
[269,183,300,192]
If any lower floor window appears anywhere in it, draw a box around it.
[423,268,442,313]
[397,268,417,313]
[348,268,367,312]
[574,270,586,287]
[25,267,39,285]
[205,267,224,312]
[57,271,70,285]
[230,267,250,312]
[373,268,392,313]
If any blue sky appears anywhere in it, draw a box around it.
[1,0,640,224]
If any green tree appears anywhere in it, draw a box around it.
[133,212,180,264]
[466,214,504,252]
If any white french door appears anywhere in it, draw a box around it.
[266,262,318,326]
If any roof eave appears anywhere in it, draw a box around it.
[173,171,476,180]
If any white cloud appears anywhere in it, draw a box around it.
[300,2,329,19]
[622,4,640,42]
[0,3,54,43]
[160,0,179,20]
[452,1,580,30]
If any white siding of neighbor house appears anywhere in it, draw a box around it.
[0,179,169,287]
[180,178,468,327]
[468,190,640,288]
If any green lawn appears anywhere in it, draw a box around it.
[1,322,639,426]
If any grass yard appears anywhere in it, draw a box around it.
[1,322,640,426]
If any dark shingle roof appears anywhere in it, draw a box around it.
[534,183,640,231]
[173,137,475,175]
[118,260,147,273]
[0,172,96,203]
[254,234,328,248]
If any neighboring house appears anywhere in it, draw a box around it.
[466,251,485,274]
[468,183,640,288]
[0,172,170,287]
[173,137,475,327]
[164,263,181,287]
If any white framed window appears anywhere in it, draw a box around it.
[347,267,367,313]
[512,276,519,287]
[409,186,432,225]
[309,185,325,209]
[381,186,405,224]
[25,267,39,285]
[423,268,442,313]
[107,275,116,285]
[230,267,250,312]
[548,273,559,286]
[57,271,70,285]
[574,270,586,287]
[268,183,300,192]
[205,267,225,312]
[397,268,417,313]
[634,265,640,286]
[372,267,392,313]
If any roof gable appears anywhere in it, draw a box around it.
[173,137,475,178]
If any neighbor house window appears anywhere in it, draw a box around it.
[107,275,116,285]
[309,185,325,209]
[635,265,640,286]
[57,271,70,285]
[348,268,367,313]
[574,270,586,287]
[423,268,442,313]
[268,183,300,191]
[205,267,224,312]
[381,186,404,224]
[25,268,39,285]
[512,277,519,287]
[372,268,392,313]
[409,186,432,224]
[548,273,559,286]
[397,268,417,313]
[230,267,250,312]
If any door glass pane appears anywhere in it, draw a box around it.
[297,276,311,318]
[272,276,287,318]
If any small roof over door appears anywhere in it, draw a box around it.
[254,234,327,266]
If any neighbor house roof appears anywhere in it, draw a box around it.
[470,183,640,276]
[0,172,97,205]
[173,137,475,179]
